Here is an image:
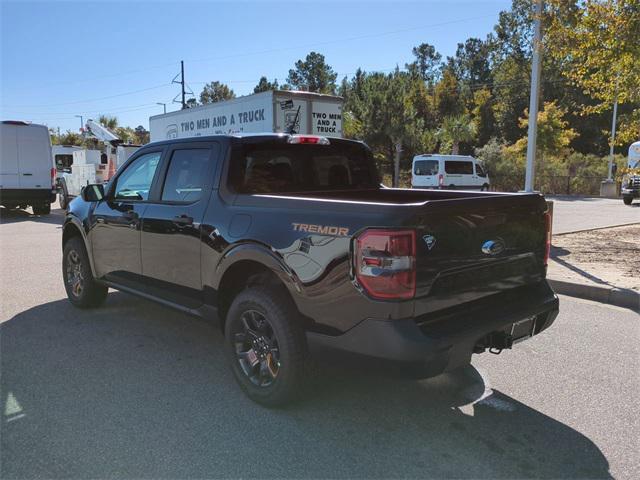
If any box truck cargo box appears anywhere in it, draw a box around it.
[149,90,343,142]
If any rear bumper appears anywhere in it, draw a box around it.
[0,188,56,205]
[307,281,558,377]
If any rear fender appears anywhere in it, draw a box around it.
[213,242,303,300]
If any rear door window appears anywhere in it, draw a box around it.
[229,142,377,193]
[161,148,213,203]
[445,161,474,175]
[414,160,439,176]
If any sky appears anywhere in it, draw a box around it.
[1,0,511,133]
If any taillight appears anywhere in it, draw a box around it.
[438,173,444,187]
[50,167,56,187]
[543,211,552,266]
[287,135,330,145]
[355,229,416,300]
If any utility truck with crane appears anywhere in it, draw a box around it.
[621,140,640,205]
[58,119,139,208]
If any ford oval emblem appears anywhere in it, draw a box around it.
[481,239,505,256]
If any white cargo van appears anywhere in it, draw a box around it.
[411,154,490,190]
[1,121,56,214]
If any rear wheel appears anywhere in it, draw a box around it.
[32,204,51,215]
[623,196,633,205]
[224,286,308,407]
[63,237,108,308]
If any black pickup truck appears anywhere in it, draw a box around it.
[62,134,558,405]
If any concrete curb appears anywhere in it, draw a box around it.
[548,278,640,312]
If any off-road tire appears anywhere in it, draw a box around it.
[63,237,108,308]
[225,286,308,407]
[59,188,68,209]
[32,204,51,215]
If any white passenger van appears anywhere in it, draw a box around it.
[0,121,56,214]
[411,154,490,190]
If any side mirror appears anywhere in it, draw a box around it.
[81,183,105,202]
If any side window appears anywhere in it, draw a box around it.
[161,148,212,202]
[476,163,487,177]
[113,152,161,201]
[445,161,474,175]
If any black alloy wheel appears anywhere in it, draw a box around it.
[232,309,281,387]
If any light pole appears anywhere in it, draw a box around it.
[524,0,543,193]
[75,114,84,131]
[156,102,167,114]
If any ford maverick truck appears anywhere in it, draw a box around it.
[62,134,558,406]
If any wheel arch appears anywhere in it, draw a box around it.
[213,243,305,332]
[62,218,97,277]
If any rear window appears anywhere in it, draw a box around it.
[445,160,474,174]
[55,154,73,171]
[414,159,439,176]
[228,142,377,193]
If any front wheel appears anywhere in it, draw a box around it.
[224,286,308,407]
[63,237,108,308]
[623,196,633,205]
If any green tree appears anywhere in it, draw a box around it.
[199,81,236,104]
[287,51,337,94]
[98,115,118,130]
[545,0,640,114]
[253,76,279,93]
[472,88,496,147]
[447,38,492,85]
[55,130,84,146]
[509,101,578,172]
[134,125,150,144]
[439,114,477,154]
[491,56,530,143]
[434,67,464,120]
[406,43,442,86]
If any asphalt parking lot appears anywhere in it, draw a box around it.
[547,196,639,234]
[1,205,639,479]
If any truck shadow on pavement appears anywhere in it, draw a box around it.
[0,207,65,226]
[1,293,611,479]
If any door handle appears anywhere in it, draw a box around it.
[173,214,193,226]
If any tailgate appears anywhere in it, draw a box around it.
[412,194,548,314]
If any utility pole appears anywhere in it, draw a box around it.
[181,60,186,109]
[524,0,543,193]
[607,77,619,181]
[75,114,84,131]
[172,60,188,109]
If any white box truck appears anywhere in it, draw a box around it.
[149,90,343,142]
[0,121,56,214]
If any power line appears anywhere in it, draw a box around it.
[2,84,171,108]
[187,15,497,65]
[6,15,495,92]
